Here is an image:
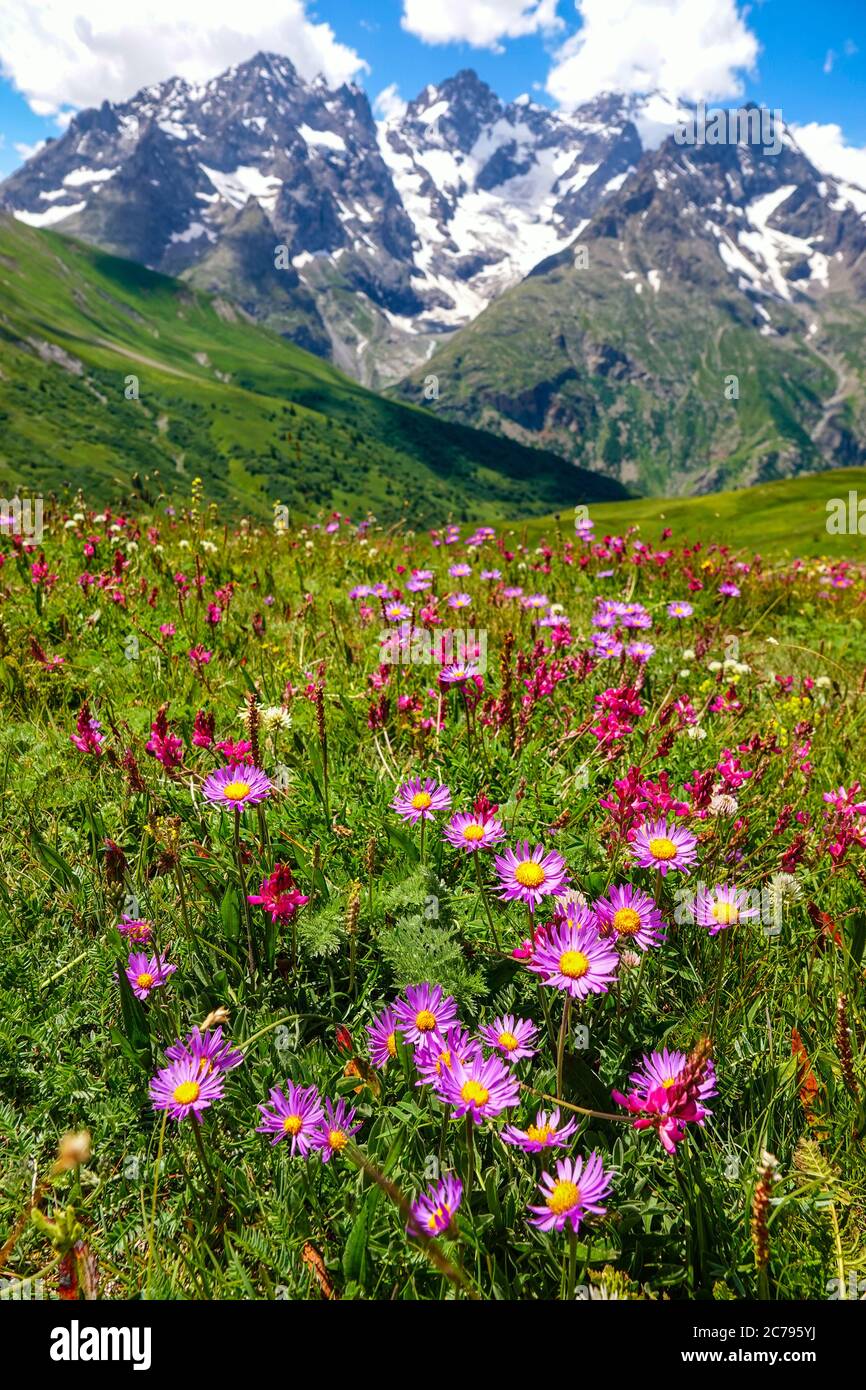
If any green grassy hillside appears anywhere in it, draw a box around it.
[0,216,627,524]
[518,468,866,559]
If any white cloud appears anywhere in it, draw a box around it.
[0,1,368,117]
[823,50,836,76]
[547,0,759,107]
[14,138,45,160]
[400,0,561,51]
[792,122,866,191]
[374,83,407,124]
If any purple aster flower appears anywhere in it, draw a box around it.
[434,1049,520,1123]
[406,577,431,593]
[592,632,623,659]
[256,1080,324,1155]
[627,641,655,663]
[446,592,472,610]
[165,1026,244,1074]
[202,762,272,809]
[501,1106,578,1153]
[502,586,523,600]
[593,883,665,952]
[384,601,412,622]
[718,582,741,598]
[349,584,371,599]
[117,914,153,945]
[629,818,699,877]
[619,604,652,630]
[528,1153,613,1234]
[366,1005,399,1069]
[442,810,505,852]
[391,777,452,824]
[691,883,759,935]
[407,1173,463,1238]
[479,1013,539,1064]
[667,600,693,619]
[527,919,619,998]
[448,563,471,578]
[439,662,480,685]
[123,951,176,1001]
[414,1025,480,1087]
[310,1098,362,1163]
[494,842,569,912]
[481,569,502,581]
[394,982,459,1045]
[521,593,549,610]
[149,1055,224,1122]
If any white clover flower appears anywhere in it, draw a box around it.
[815,676,831,689]
[678,668,691,678]
[684,725,707,740]
[179,539,190,549]
[682,647,695,662]
[708,660,722,672]
[709,793,738,817]
[64,519,77,530]
[200,540,217,554]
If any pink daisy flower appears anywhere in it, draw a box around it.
[202,763,272,809]
[391,777,452,824]
[124,951,176,1001]
[479,1013,539,1065]
[593,883,665,952]
[442,810,505,852]
[501,1106,578,1153]
[414,1025,480,1087]
[310,1098,362,1163]
[366,1005,399,1069]
[407,1173,463,1238]
[149,1055,224,1122]
[691,883,759,935]
[528,1153,613,1234]
[629,818,698,877]
[256,1080,324,1155]
[527,920,618,998]
[393,983,459,1045]
[494,842,569,912]
[434,1050,520,1124]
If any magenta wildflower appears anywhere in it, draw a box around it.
[414,1025,480,1087]
[629,818,699,876]
[613,1046,717,1154]
[165,1026,243,1074]
[394,983,458,1045]
[593,883,665,952]
[501,1106,578,1153]
[494,842,569,912]
[527,919,618,998]
[310,1098,362,1163]
[528,1153,613,1234]
[391,777,452,824]
[149,1055,224,1122]
[70,704,105,756]
[434,1049,520,1123]
[691,883,759,934]
[479,1014,539,1064]
[442,810,505,852]
[123,951,176,1001]
[366,1005,399,1069]
[247,863,309,923]
[117,914,153,945]
[407,1173,463,1238]
[202,762,272,809]
[256,1080,324,1155]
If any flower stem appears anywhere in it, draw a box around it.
[556,995,571,1100]
[474,853,500,950]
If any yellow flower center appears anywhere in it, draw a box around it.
[437,1050,452,1073]
[498,1031,519,1051]
[411,791,433,811]
[648,836,678,861]
[460,1079,490,1106]
[514,861,545,888]
[173,1081,200,1105]
[136,972,154,989]
[559,950,590,979]
[712,901,739,925]
[415,1009,436,1032]
[613,907,642,936]
[223,779,252,801]
[661,1077,678,1088]
[283,1114,303,1135]
[547,1180,580,1215]
[462,824,485,842]
[328,1129,348,1151]
[387,1031,397,1058]
[526,1123,553,1144]
[426,1204,451,1232]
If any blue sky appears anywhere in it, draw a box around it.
[0,0,864,179]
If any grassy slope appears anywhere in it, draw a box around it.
[516,468,866,560]
[0,216,626,525]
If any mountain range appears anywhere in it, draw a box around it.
[1,54,866,498]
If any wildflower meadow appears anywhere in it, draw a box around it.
[1,496,865,1312]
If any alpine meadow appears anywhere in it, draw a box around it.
[0,0,865,1338]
